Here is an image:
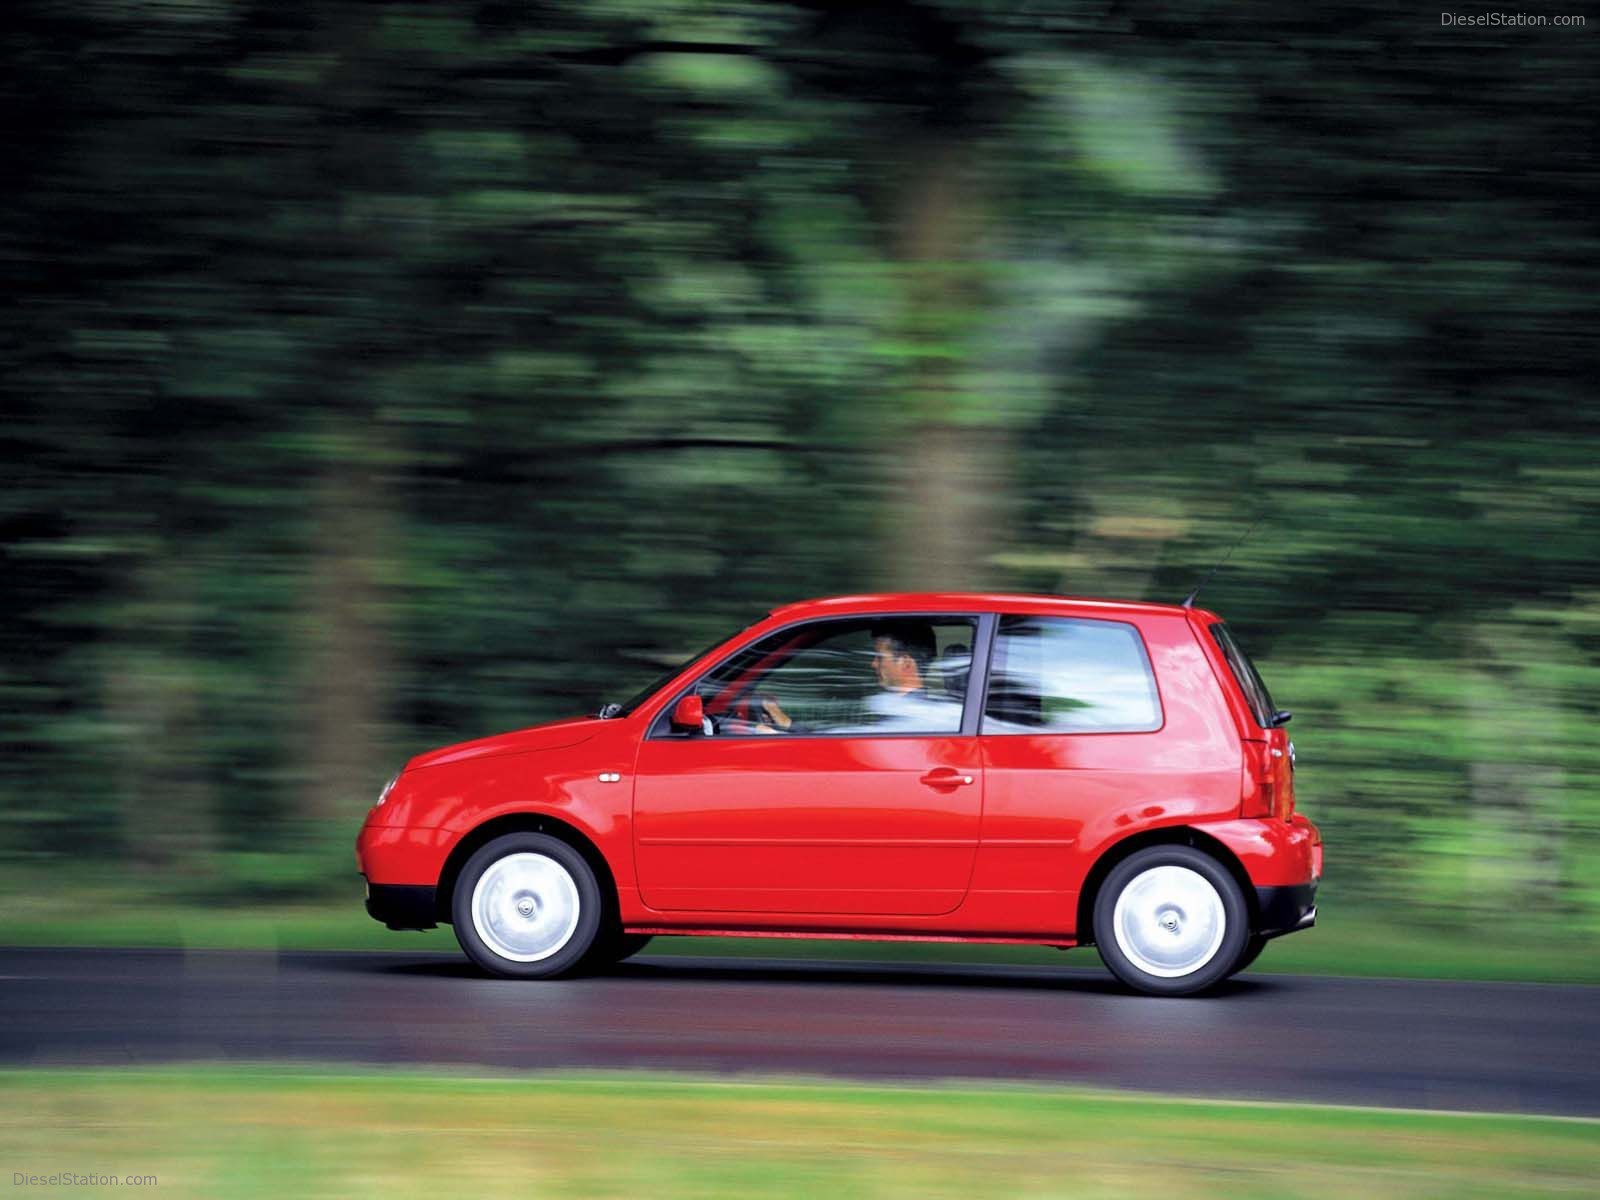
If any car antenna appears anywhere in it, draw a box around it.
[1182,516,1264,608]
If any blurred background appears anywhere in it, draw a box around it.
[2,0,1596,967]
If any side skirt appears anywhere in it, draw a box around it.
[623,926,1076,948]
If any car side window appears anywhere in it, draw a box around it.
[672,617,976,737]
[982,616,1162,734]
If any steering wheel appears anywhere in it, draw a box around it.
[703,692,784,733]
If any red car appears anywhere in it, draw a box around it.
[358,593,1320,995]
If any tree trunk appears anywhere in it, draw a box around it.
[879,141,1008,591]
[104,564,219,873]
[296,437,392,825]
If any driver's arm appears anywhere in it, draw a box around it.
[757,696,803,733]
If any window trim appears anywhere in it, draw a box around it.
[978,613,1166,737]
[647,612,995,741]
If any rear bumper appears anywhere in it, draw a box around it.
[365,881,439,931]
[1255,882,1317,939]
[1199,814,1322,887]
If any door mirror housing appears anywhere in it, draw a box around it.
[669,694,705,732]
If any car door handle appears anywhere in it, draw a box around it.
[920,768,975,789]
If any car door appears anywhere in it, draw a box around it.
[632,614,988,917]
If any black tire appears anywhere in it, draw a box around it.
[1231,934,1268,977]
[1092,845,1250,996]
[614,933,654,961]
[451,832,603,979]
[587,931,655,969]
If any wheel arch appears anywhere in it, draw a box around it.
[1074,825,1257,946]
[435,811,620,927]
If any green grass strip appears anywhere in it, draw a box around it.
[1,1067,1596,1198]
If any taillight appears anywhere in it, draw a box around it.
[1276,737,1296,820]
[1241,739,1293,820]
[1241,741,1270,817]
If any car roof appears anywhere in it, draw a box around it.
[765,592,1217,624]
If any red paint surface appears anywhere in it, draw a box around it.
[358,592,1322,940]
[634,733,983,915]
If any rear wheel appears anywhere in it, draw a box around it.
[451,833,602,979]
[1093,845,1249,996]
[1231,934,1268,977]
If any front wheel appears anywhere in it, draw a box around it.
[1093,845,1249,996]
[613,933,654,961]
[586,929,655,968]
[452,833,602,978]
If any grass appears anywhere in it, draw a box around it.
[3,878,1599,983]
[1,1067,1595,1199]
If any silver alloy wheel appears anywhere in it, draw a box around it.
[470,852,582,963]
[1111,864,1228,979]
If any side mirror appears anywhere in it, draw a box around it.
[669,694,705,732]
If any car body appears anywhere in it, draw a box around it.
[357,592,1321,994]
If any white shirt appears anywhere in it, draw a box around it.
[833,688,962,735]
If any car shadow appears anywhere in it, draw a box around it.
[371,958,484,978]
[355,953,1279,997]
[607,958,1132,994]
[610,958,1279,997]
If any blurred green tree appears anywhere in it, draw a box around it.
[1,0,1595,934]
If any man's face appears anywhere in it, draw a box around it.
[871,637,916,692]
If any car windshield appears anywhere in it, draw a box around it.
[604,626,752,718]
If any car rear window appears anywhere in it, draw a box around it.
[1209,623,1277,728]
[982,616,1162,734]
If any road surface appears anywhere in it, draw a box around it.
[2,947,1595,1115]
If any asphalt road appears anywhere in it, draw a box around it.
[2,947,1596,1116]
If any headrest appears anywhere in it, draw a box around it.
[929,643,971,697]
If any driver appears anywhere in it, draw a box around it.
[757,620,960,734]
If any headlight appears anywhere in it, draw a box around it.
[375,773,400,807]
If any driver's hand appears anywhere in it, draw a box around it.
[757,696,793,730]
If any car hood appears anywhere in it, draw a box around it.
[405,715,601,771]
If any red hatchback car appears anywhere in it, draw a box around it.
[358,593,1321,995]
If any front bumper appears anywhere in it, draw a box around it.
[365,881,439,931]
[356,823,455,884]
[1255,882,1317,940]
